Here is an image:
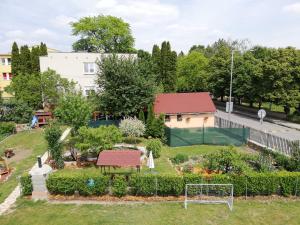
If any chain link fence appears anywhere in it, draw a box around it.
[215,116,297,155]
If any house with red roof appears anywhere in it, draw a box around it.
[153,92,216,128]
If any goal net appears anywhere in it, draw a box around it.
[184,184,233,211]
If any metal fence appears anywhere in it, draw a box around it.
[215,116,296,155]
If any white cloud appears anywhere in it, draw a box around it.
[51,15,77,27]
[5,30,25,39]
[283,2,300,14]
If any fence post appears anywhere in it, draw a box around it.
[266,133,270,149]
[202,124,205,144]
[242,125,246,143]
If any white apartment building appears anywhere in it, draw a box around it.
[39,52,136,96]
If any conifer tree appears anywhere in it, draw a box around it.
[40,42,48,56]
[19,45,32,74]
[151,44,161,82]
[11,42,20,75]
[138,110,145,123]
[31,46,41,73]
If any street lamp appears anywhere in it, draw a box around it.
[228,49,237,123]
[228,49,254,124]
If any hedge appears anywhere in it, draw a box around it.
[44,171,300,197]
[0,122,16,135]
[20,174,33,196]
[112,175,127,197]
[46,170,109,196]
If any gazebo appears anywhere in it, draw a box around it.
[96,150,141,172]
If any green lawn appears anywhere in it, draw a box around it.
[0,129,47,203]
[0,199,299,225]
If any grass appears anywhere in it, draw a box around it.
[0,199,300,225]
[0,129,47,203]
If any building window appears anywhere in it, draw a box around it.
[84,86,96,96]
[177,114,182,121]
[1,58,5,65]
[2,73,13,80]
[165,115,170,122]
[84,62,95,74]
[7,58,11,65]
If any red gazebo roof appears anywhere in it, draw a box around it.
[96,150,141,167]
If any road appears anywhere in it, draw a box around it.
[215,110,300,141]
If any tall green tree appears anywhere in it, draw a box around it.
[31,46,40,73]
[152,41,177,92]
[176,51,209,92]
[39,42,48,56]
[11,42,20,75]
[19,45,32,74]
[71,15,135,53]
[96,55,155,116]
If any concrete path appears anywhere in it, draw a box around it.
[216,110,300,141]
[0,127,71,215]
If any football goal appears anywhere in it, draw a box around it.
[184,184,234,211]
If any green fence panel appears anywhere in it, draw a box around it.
[165,127,249,147]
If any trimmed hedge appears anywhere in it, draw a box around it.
[0,122,16,135]
[20,174,33,196]
[112,175,127,197]
[130,174,183,196]
[44,171,300,197]
[46,170,109,196]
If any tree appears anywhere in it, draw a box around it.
[6,69,75,109]
[74,125,122,155]
[54,93,92,132]
[39,42,48,56]
[45,123,64,169]
[11,42,20,75]
[176,51,209,92]
[40,69,76,106]
[97,55,155,116]
[19,45,32,74]
[71,15,135,53]
[152,41,177,92]
[30,46,40,73]
[6,72,42,109]
[138,110,145,123]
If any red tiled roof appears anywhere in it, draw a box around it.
[96,150,141,167]
[154,92,216,114]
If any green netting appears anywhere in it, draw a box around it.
[165,127,249,147]
[88,120,119,128]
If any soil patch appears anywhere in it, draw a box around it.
[6,148,32,164]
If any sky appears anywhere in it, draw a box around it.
[1,0,300,53]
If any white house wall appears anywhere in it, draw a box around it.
[39,52,136,95]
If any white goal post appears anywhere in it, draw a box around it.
[184,184,234,211]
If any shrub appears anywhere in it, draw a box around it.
[20,174,33,195]
[46,170,109,196]
[146,104,165,139]
[171,154,189,164]
[0,100,33,123]
[112,175,127,197]
[75,125,123,155]
[0,122,16,135]
[203,146,252,174]
[146,139,162,158]
[119,117,145,138]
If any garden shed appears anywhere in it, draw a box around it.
[96,150,141,172]
[154,92,216,128]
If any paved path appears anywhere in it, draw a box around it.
[216,110,300,141]
[0,127,71,215]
